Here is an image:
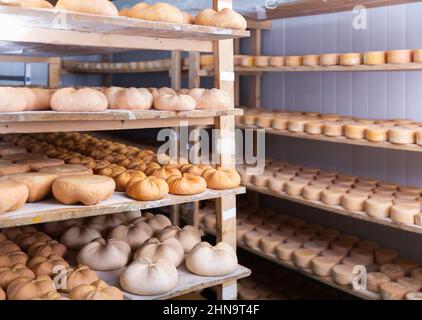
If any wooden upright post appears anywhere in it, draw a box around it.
[213,0,237,300]
[48,58,61,88]
[250,29,262,108]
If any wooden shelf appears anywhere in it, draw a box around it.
[62,60,172,74]
[0,187,245,228]
[0,6,249,56]
[0,108,243,133]
[98,265,250,300]
[235,63,422,73]
[252,0,422,20]
[244,183,422,235]
[237,124,422,153]
[204,227,378,300]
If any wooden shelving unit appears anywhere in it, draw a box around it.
[244,183,422,235]
[237,124,422,153]
[0,3,250,300]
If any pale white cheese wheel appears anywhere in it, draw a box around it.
[287,118,308,133]
[349,247,374,266]
[244,231,262,249]
[389,127,416,145]
[312,256,337,277]
[133,237,184,267]
[367,272,391,292]
[366,125,389,142]
[332,264,355,285]
[284,179,309,196]
[415,128,422,146]
[342,192,368,211]
[259,236,282,254]
[275,243,301,261]
[379,281,408,300]
[374,186,396,196]
[302,55,320,66]
[319,54,339,66]
[272,117,289,130]
[406,292,422,300]
[303,240,330,254]
[390,203,419,224]
[344,122,368,139]
[321,188,344,206]
[340,53,362,66]
[380,263,406,280]
[305,121,324,135]
[252,174,271,188]
[323,121,344,137]
[268,178,287,192]
[292,248,317,269]
[365,197,392,218]
[321,248,346,264]
[256,113,273,128]
[302,184,326,201]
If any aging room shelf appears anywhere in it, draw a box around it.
[204,228,378,300]
[0,6,249,55]
[0,187,245,228]
[0,108,243,133]
[99,265,251,300]
[237,124,422,153]
[244,183,422,235]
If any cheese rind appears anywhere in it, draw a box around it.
[342,192,368,211]
[367,272,390,292]
[340,53,362,66]
[292,248,317,269]
[285,56,303,67]
[311,256,337,277]
[275,243,301,261]
[389,127,416,145]
[390,204,419,224]
[319,54,339,66]
[364,51,387,65]
[302,55,320,66]
[344,123,368,139]
[365,198,392,218]
[379,263,406,280]
[387,50,413,64]
[379,281,408,300]
[332,264,355,285]
[302,185,325,201]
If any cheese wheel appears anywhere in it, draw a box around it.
[364,51,387,65]
[397,277,422,292]
[295,228,317,241]
[399,185,422,194]
[284,179,309,196]
[342,192,368,211]
[406,292,422,300]
[292,248,317,269]
[380,263,405,280]
[365,125,389,142]
[320,54,339,66]
[285,56,303,67]
[303,240,329,254]
[415,213,422,226]
[331,240,354,253]
[357,241,379,251]
[244,231,262,249]
[332,264,355,285]
[255,224,276,236]
[374,186,396,196]
[389,127,415,145]
[323,121,344,137]
[318,229,340,241]
[390,204,419,224]
[321,188,344,206]
[302,184,325,201]
[395,258,419,275]
[387,50,413,64]
[285,236,306,247]
[367,272,391,292]
[338,234,360,244]
[39,164,93,177]
[311,256,337,277]
[272,116,289,130]
[254,56,269,67]
[275,243,301,261]
[269,56,284,67]
[0,163,30,175]
[252,174,271,188]
[380,281,408,300]
[259,236,282,254]
[256,113,273,128]
[350,247,374,266]
[243,114,257,126]
[305,121,324,135]
[268,178,287,192]
[344,123,368,139]
[413,49,422,63]
[287,118,308,133]
[302,55,320,66]
[340,53,362,66]
[395,191,419,200]
[365,198,392,218]
[321,248,345,264]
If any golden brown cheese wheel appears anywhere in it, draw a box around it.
[364,125,389,143]
[344,122,368,140]
[194,8,247,30]
[27,240,67,258]
[254,56,269,67]
[364,51,387,65]
[349,247,374,266]
[387,50,413,64]
[292,248,317,269]
[340,53,362,66]
[323,121,344,137]
[275,243,301,261]
[331,264,355,285]
[380,263,406,280]
[356,240,379,251]
[285,56,303,67]
[303,240,330,254]
[311,256,337,277]
[331,240,354,254]
[320,248,346,264]
[380,281,408,300]
[269,56,285,67]
[39,164,93,177]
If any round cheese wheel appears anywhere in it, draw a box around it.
[331,240,354,254]
[395,258,419,275]
[321,188,344,206]
[390,203,419,224]
[270,230,291,242]
[303,240,329,254]
[302,184,326,201]
[286,236,306,247]
[255,224,276,236]
[0,264,35,289]
[254,56,269,67]
[387,50,413,64]
[55,0,118,16]
[389,127,416,145]
[344,122,368,139]
[321,248,346,264]
[240,56,254,67]
[128,2,183,23]
[252,174,270,188]
[202,168,241,190]
[256,113,273,128]
[323,121,344,137]
[357,240,379,251]
[295,228,317,241]
[380,281,408,300]
[380,263,405,280]
[397,277,422,292]
[20,158,65,171]
[332,264,355,285]
[320,54,339,66]
[57,265,99,293]
[374,186,396,196]
[338,234,360,244]
[350,247,374,266]
[155,93,196,111]
[108,220,153,251]
[317,229,340,242]
[0,181,29,213]
[365,125,390,143]
[365,198,392,218]
[287,118,308,132]
[0,163,30,175]
[259,236,282,254]
[272,117,289,130]
[364,51,387,65]
[340,53,362,66]
[311,256,337,277]
[268,178,287,192]
[269,56,285,67]
[285,56,303,66]
[284,178,309,196]
[302,55,320,66]
[292,248,317,269]
[399,185,422,194]
[188,88,232,110]
[415,129,422,146]
[194,8,247,30]
[305,121,324,135]
[237,224,253,241]
[413,48,422,63]
[104,87,153,110]
[367,272,391,292]
[342,192,368,211]
[244,231,262,249]
[275,243,300,261]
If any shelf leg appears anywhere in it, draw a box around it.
[48,58,61,88]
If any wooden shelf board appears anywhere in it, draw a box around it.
[237,124,422,153]
[0,187,245,228]
[255,0,422,20]
[0,7,249,55]
[244,183,422,235]
[235,63,422,72]
[0,108,243,133]
[98,264,250,300]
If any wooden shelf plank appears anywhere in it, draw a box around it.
[237,124,422,153]
[254,0,422,20]
[244,183,422,235]
[0,187,245,228]
[98,265,250,300]
[0,108,243,133]
[0,7,249,55]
